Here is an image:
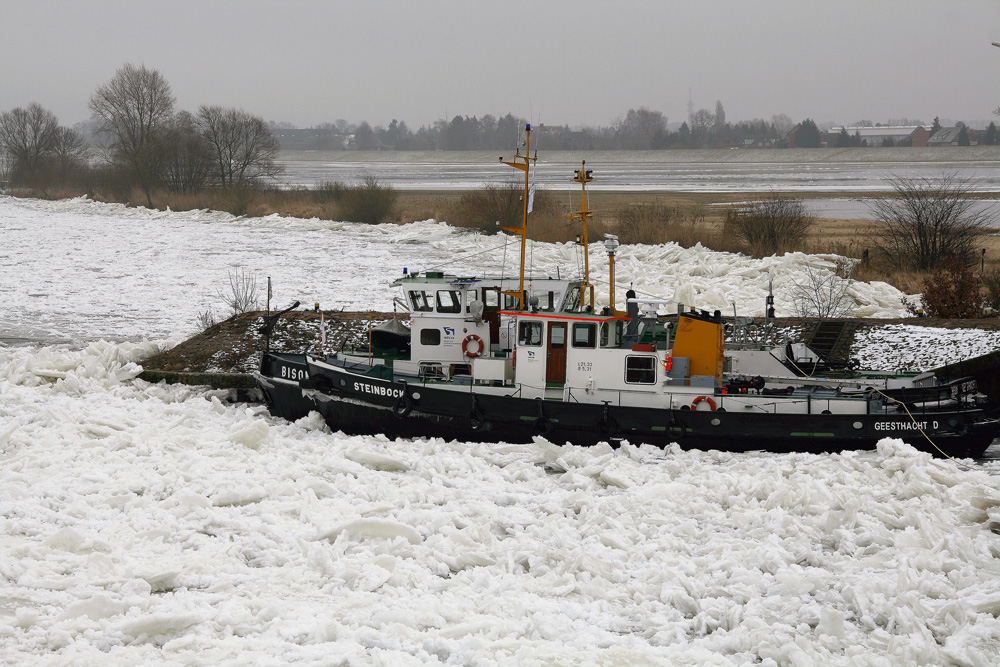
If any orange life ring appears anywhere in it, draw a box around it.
[691,395,716,411]
[462,334,484,358]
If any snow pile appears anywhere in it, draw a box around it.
[3,342,1000,664]
[1,195,912,345]
[852,325,1000,371]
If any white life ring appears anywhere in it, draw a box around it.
[462,334,484,358]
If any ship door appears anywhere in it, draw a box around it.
[546,322,567,384]
[482,287,500,344]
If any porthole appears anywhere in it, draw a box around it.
[853,421,862,430]
[711,418,721,426]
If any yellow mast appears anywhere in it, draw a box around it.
[499,123,536,310]
[569,161,595,312]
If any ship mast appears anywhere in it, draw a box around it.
[499,123,536,310]
[570,161,595,312]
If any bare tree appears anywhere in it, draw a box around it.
[51,127,87,177]
[617,108,667,149]
[162,111,210,193]
[0,103,60,183]
[789,260,855,318]
[197,106,282,187]
[867,174,993,270]
[89,63,175,206]
[689,108,715,147]
[771,113,794,135]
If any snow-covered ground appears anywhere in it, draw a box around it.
[4,195,1000,664]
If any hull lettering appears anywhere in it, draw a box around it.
[353,381,405,399]
[874,420,938,431]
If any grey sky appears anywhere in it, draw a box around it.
[2,0,998,130]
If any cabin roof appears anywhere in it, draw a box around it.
[393,274,583,287]
[500,310,628,323]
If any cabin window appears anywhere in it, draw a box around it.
[483,289,499,308]
[550,324,566,347]
[624,355,656,384]
[418,362,445,380]
[518,321,543,346]
[409,290,433,312]
[420,328,441,345]
[600,320,623,348]
[572,323,596,348]
[436,290,461,313]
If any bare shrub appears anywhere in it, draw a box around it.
[789,260,856,318]
[867,175,993,271]
[196,307,218,329]
[311,180,345,204]
[218,186,259,217]
[218,267,260,316]
[615,204,677,244]
[339,173,398,224]
[610,203,713,247]
[451,181,529,234]
[723,194,812,257]
[908,255,983,318]
[982,269,1000,314]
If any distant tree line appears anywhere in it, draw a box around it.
[0,63,281,205]
[274,104,811,151]
[272,102,997,151]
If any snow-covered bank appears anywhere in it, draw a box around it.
[3,342,1000,664]
[1,195,912,344]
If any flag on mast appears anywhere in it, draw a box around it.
[527,165,535,214]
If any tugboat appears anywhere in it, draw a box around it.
[256,125,1000,458]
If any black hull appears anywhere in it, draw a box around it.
[256,353,1000,458]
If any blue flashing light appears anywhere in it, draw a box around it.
[525,123,530,130]
[403,267,408,274]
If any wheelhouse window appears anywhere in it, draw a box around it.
[409,290,433,312]
[420,328,441,345]
[518,321,543,346]
[625,355,656,384]
[601,320,623,348]
[572,323,596,348]
[562,288,581,313]
[436,290,461,313]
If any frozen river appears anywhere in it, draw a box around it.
[4,194,1000,664]
[277,146,1000,193]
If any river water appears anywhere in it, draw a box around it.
[277,146,1000,193]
